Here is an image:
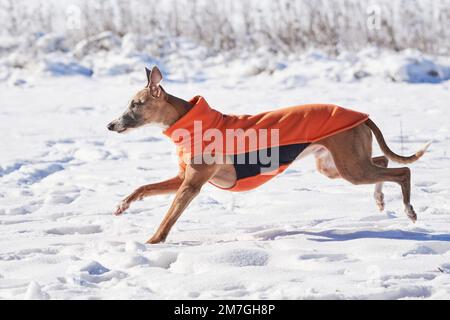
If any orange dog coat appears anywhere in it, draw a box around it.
[163,96,369,192]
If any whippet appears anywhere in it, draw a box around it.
[107,66,430,244]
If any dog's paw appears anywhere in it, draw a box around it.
[114,201,130,215]
[405,204,417,223]
[374,192,385,212]
[146,234,166,244]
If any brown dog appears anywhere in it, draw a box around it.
[107,66,431,244]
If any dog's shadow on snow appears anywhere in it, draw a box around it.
[262,229,450,242]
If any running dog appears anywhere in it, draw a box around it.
[107,66,431,244]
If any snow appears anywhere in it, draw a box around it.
[1,47,450,299]
[24,281,49,300]
[1,28,450,85]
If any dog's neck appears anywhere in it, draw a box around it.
[164,94,192,126]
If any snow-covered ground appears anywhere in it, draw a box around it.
[1,54,450,299]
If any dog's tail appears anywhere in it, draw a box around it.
[365,119,432,164]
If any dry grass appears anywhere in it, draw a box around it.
[1,0,449,55]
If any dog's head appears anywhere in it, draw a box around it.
[107,66,168,133]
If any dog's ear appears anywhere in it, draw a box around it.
[145,67,152,87]
[146,66,162,86]
[146,66,163,98]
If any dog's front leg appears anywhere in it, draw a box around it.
[146,163,217,244]
[115,173,184,215]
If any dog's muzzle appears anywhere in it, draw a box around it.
[107,122,115,131]
[107,121,129,133]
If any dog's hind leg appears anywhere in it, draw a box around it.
[114,175,183,215]
[315,150,390,212]
[319,124,417,222]
[372,156,389,211]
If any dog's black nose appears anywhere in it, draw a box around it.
[107,122,115,131]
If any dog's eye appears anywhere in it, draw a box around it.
[131,101,140,109]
